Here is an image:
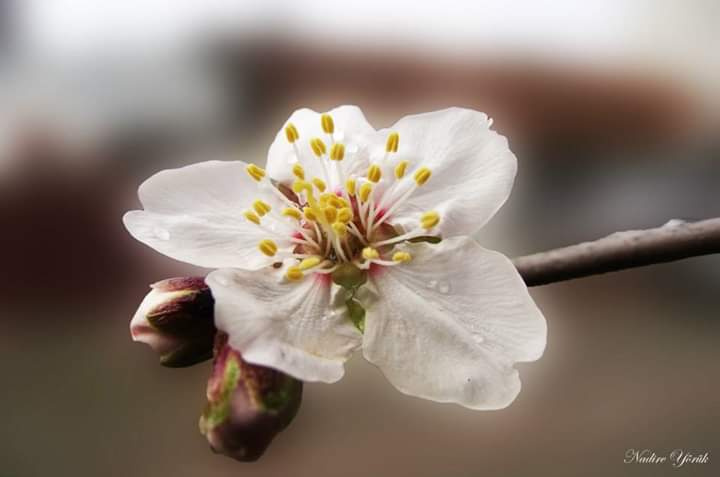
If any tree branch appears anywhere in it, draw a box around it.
[513,218,720,287]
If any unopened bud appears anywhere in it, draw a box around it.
[200,334,303,462]
[130,277,215,367]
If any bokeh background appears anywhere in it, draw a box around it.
[1,1,719,476]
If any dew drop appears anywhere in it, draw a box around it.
[438,281,451,294]
[427,280,438,289]
[153,227,170,240]
[214,275,229,287]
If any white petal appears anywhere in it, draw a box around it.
[380,108,517,237]
[123,160,290,270]
[207,267,362,383]
[266,105,377,188]
[363,237,546,410]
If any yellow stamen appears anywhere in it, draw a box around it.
[367,164,382,183]
[321,113,335,134]
[258,239,278,257]
[359,183,373,202]
[394,160,409,179]
[246,164,266,182]
[310,137,327,157]
[386,132,399,153]
[319,193,336,207]
[282,207,302,220]
[243,210,261,225]
[312,177,326,192]
[299,256,322,270]
[323,206,338,224]
[292,180,311,194]
[330,143,345,161]
[327,196,343,209]
[337,207,353,223]
[345,178,356,195]
[392,251,412,263]
[362,247,379,260]
[285,266,304,281]
[252,199,271,216]
[292,164,305,180]
[303,207,317,222]
[413,167,432,186]
[331,222,347,237]
[420,211,440,229]
[285,123,299,143]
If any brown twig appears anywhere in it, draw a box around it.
[513,218,720,287]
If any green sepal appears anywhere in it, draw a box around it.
[346,298,366,333]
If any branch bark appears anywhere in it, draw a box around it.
[513,218,720,287]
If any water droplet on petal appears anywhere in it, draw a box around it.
[153,227,170,240]
[427,280,438,289]
[214,275,229,287]
[438,281,450,294]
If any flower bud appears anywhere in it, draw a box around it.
[200,334,303,462]
[130,277,215,367]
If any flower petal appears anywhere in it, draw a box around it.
[380,108,517,237]
[266,105,377,188]
[363,237,546,410]
[207,267,362,383]
[123,160,290,270]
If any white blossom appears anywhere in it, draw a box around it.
[124,106,546,409]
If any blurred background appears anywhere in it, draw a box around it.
[1,1,718,476]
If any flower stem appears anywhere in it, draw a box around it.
[513,217,720,286]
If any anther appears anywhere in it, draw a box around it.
[386,132,399,153]
[420,211,440,229]
[327,196,342,208]
[329,143,345,161]
[394,160,409,179]
[337,207,353,223]
[243,210,261,225]
[362,247,379,260]
[345,178,356,195]
[392,251,412,263]
[359,183,373,202]
[303,207,317,222]
[310,138,327,157]
[258,239,278,257]
[312,177,327,192]
[299,256,322,270]
[331,222,348,237]
[413,167,432,186]
[282,207,302,220]
[367,164,382,183]
[285,266,304,281]
[246,164,266,182]
[292,164,305,180]
[323,206,338,223]
[285,123,299,143]
[252,199,271,216]
[321,114,335,134]
[292,180,311,194]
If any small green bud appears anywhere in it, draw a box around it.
[130,277,215,367]
[200,334,303,462]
